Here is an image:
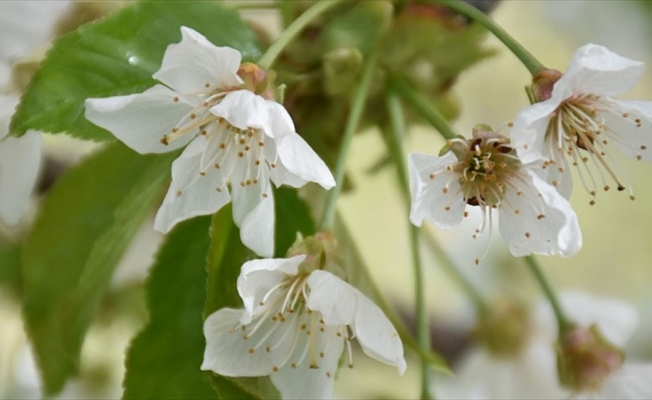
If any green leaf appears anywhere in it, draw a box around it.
[21,143,177,395]
[0,243,21,296]
[123,216,217,399]
[10,1,261,142]
[273,186,316,257]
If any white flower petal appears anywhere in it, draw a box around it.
[202,308,277,376]
[512,105,559,164]
[601,100,652,162]
[153,26,242,94]
[306,270,358,326]
[153,142,231,233]
[353,291,406,374]
[85,85,196,154]
[408,152,465,228]
[239,188,275,257]
[437,343,565,400]
[500,171,582,257]
[0,131,41,226]
[562,44,645,97]
[266,100,299,139]
[271,322,343,399]
[210,90,270,133]
[594,363,652,400]
[237,256,306,323]
[275,134,335,189]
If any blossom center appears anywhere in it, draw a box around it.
[455,136,519,207]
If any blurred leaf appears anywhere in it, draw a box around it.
[273,187,316,257]
[123,216,216,399]
[0,243,21,296]
[321,1,392,56]
[22,143,176,395]
[10,1,260,141]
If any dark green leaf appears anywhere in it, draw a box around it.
[22,143,176,395]
[203,208,280,399]
[0,243,21,296]
[273,186,316,257]
[123,216,216,399]
[11,1,261,142]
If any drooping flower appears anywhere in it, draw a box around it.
[85,27,335,257]
[201,255,406,399]
[512,43,652,202]
[437,292,648,400]
[409,124,582,261]
[0,94,41,226]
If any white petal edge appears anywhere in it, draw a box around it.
[85,85,195,154]
[239,189,275,257]
[593,363,652,400]
[306,270,406,374]
[408,152,465,229]
[153,26,242,94]
[0,131,41,226]
[275,133,335,189]
[562,43,645,97]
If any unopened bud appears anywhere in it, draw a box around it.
[556,324,624,393]
[474,301,530,358]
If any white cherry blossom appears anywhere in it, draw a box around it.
[0,94,41,226]
[85,27,334,257]
[437,292,648,400]
[201,255,406,399]
[512,43,652,202]
[409,125,582,260]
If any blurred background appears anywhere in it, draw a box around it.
[2,1,652,398]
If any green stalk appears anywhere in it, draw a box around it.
[388,91,433,398]
[227,1,278,10]
[524,255,571,335]
[433,0,545,76]
[389,74,457,140]
[319,48,380,230]
[386,94,488,314]
[258,0,344,70]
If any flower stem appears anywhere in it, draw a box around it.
[387,92,434,397]
[389,74,457,141]
[319,48,379,230]
[432,0,545,76]
[227,1,278,10]
[524,255,572,335]
[258,0,343,70]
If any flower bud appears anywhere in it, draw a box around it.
[474,301,531,358]
[555,324,624,392]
